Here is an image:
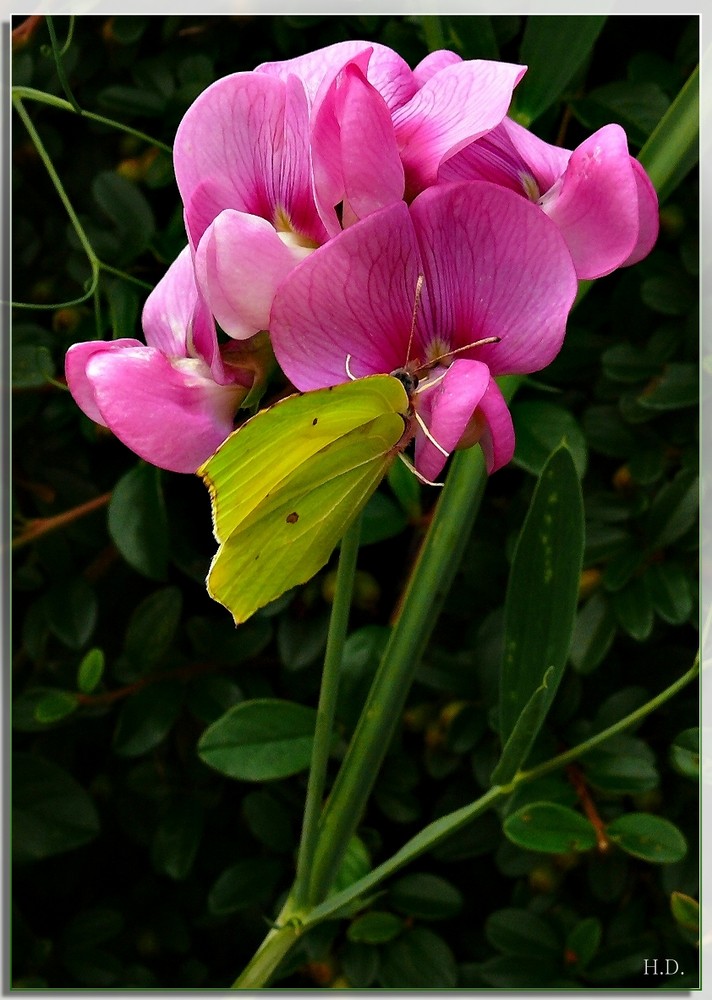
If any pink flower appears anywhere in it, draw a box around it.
[65,248,251,473]
[270,181,578,482]
[266,41,526,234]
[173,72,329,339]
[439,117,659,279]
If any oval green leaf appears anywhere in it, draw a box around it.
[503,802,597,854]
[197,698,319,781]
[606,812,687,863]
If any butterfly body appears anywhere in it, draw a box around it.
[199,374,415,624]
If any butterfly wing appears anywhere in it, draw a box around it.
[199,375,409,624]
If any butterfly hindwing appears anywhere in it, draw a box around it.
[199,375,411,624]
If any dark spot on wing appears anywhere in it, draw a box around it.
[312,417,318,425]
[286,511,299,524]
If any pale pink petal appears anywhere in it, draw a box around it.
[142,246,198,358]
[312,60,404,230]
[270,201,423,389]
[620,157,659,266]
[194,209,313,341]
[257,40,417,112]
[474,375,515,473]
[410,181,578,375]
[85,347,242,473]
[413,49,462,88]
[498,116,571,191]
[65,339,143,425]
[393,60,526,194]
[539,124,640,279]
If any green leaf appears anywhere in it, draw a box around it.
[647,562,693,625]
[33,690,79,724]
[331,835,372,895]
[565,917,602,969]
[388,873,463,921]
[610,577,654,641]
[360,491,408,545]
[197,698,319,781]
[606,812,687,863]
[12,344,55,387]
[640,275,696,316]
[108,464,170,580]
[112,681,184,757]
[43,577,98,650]
[151,799,204,881]
[341,941,380,988]
[92,171,156,261]
[584,734,658,794]
[485,907,560,958]
[499,446,585,759]
[645,468,698,550]
[242,790,295,853]
[62,908,124,950]
[638,64,698,204]
[106,280,140,338]
[513,16,607,125]
[503,802,597,854]
[491,667,555,785]
[572,80,670,147]
[569,592,617,674]
[13,753,100,862]
[77,647,105,694]
[277,611,329,671]
[123,586,183,667]
[511,401,587,479]
[637,362,698,410]
[207,859,282,916]
[347,911,404,945]
[378,927,457,989]
[670,727,699,779]
[670,891,698,935]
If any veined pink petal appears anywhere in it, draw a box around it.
[312,60,405,231]
[174,72,324,248]
[393,60,526,195]
[538,124,641,279]
[497,116,571,191]
[620,157,660,266]
[413,359,491,481]
[85,347,243,473]
[473,375,515,474]
[413,49,462,88]
[195,209,313,341]
[270,201,423,389]
[65,339,143,425]
[257,40,417,112]
[410,181,578,375]
[142,245,201,359]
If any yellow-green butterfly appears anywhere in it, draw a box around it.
[198,374,417,625]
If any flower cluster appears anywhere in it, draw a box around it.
[66,39,658,477]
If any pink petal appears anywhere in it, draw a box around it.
[65,339,143,425]
[174,72,324,248]
[257,40,417,112]
[142,246,199,358]
[538,124,641,279]
[194,209,313,341]
[85,347,243,473]
[414,358,491,481]
[498,117,571,192]
[473,375,516,474]
[620,157,659,266]
[410,181,578,375]
[413,49,462,88]
[393,60,526,195]
[270,201,423,389]
[311,59,404,231]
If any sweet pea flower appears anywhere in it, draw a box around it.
[65,247,253,473]
[260,40,526,234]
[439,116,659,279]
[173,71,329,339]
[270,181,578,482]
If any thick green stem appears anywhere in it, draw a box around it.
[231,901,304,990]
[294,515,362,909]
[306,378,522,903]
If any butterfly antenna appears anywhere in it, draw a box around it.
[416,334,501,373]
[405,274,425,365]
[398,453,444,487]
[414,411,450,458]
[344,354,357,381]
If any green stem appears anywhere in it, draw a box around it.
[638,63,698,205]
[294,515,362,909]
[100,262,154,292]
[303,651,699,929]
[12,85,172,154]
[46,15,81,112]
[306,378,522,903]
[231,900,304,990]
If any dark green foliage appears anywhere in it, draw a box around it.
[11,13,698,990]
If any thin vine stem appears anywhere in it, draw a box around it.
[294,514,363,909]
[46,15,80,112]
